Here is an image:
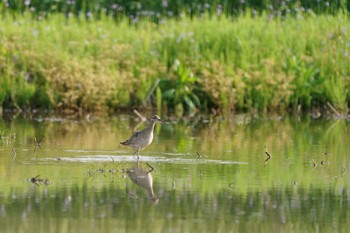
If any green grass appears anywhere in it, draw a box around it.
[0,12,349,115]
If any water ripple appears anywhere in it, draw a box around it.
[38,155,248,165]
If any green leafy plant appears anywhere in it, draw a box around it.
[0,78,9,107]
[286,56,323,110]
[12,75,36,109]
[159,59,201,115]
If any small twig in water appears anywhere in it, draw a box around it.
[12,148,16,159]
[144,78,160,104]
[264,146,272,163]
[312,159,317,168]
[343,165,347,175]
[327,102,341,117]
[133,109,147,122]
[196,151,201,159]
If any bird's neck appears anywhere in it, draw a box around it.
[148,121,156,131]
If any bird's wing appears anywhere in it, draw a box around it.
[131,130,143,139]
[121,130,143,145]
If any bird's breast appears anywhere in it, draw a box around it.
[145,132,153,146]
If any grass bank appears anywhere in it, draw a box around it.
[0,12,349,115]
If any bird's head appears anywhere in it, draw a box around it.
[150,114,165,124]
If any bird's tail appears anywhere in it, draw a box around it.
[120,140,129,145]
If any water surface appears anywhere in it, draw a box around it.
[0,114,349,232]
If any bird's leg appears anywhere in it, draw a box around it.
[136,148,140,162]
[146,163,154,174]
[133,148,140,162]
[133,150,137,160]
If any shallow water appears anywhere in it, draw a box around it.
[0,114,350,233]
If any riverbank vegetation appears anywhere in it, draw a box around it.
[0,1,349,116]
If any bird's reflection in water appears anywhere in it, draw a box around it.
[127,163,159,204]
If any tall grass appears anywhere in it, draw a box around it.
[0,11,349,114]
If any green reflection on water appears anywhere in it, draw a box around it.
[0,115,350,232]
[1,182,349,233]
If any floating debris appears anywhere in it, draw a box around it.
[312,159,317,168]
[95,168,118,174]
[88,168,118,176]
[29,175,52,185]
[85,162,122,177]
[264,146,272,164]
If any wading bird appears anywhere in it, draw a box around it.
[120,114,164,160]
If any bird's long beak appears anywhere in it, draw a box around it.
[156,118,166,124]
